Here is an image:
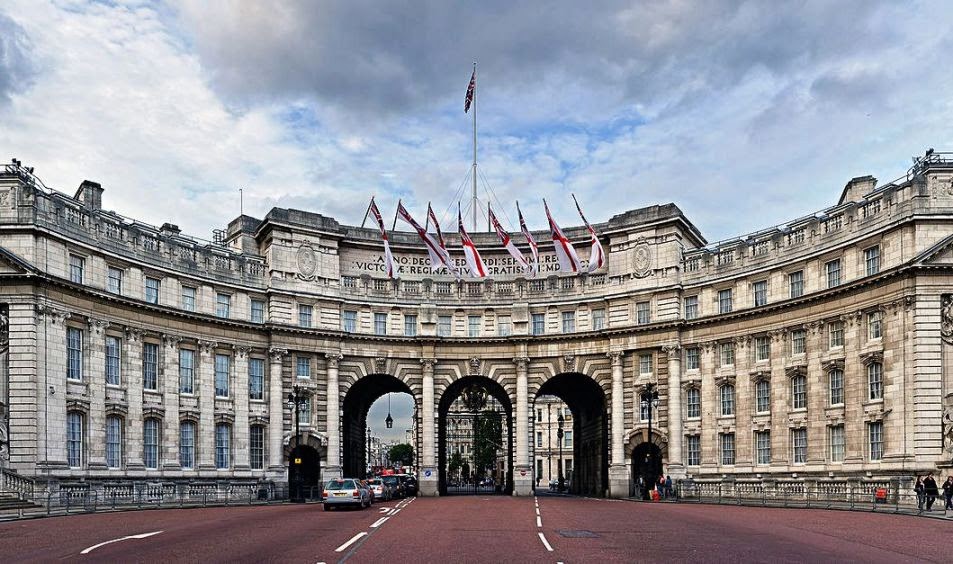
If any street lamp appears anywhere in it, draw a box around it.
[557,413,565,493]
[640,383,660,500]
[366,426,372,478]
[287,385,308,502]
[385,393,394,429]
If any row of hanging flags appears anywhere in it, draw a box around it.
[366,197,606,279]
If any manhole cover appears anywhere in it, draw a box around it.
[556,530,599,538]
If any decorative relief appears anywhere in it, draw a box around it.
[785,365,806,378]
[86,318,109,335]
[0,189,10,208]
[420,357,438,371]
[296,244,317,281]
[821,358,845,372]
[0,306,8,355]
[943,403,953,457]
[859,350,884,366]
[232,345,249,359]
[632,238,653,278]
[162,334,182,349]
[325,352,343,368]
[605,351,624,366]
[660,343,680,357]
[197,339,217,355]
[749,370,770,382]
[512,356,530,370]
[942,295,953,343]
[374,357,388,374]
[839,311,862,327]
[468,357,482,375]
[35,304,68,325]
[124,327,143,342]
[562,353,576,373]
[269,347,289,362]
[714,374,736,388]
[733,335,750,349]
[769,329,787,343]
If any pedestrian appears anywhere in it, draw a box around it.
[914,476,925,511]
[637,475,645,500]
[924,473,939,511]
[536,476,540,489]
[665,475,673,499]
[943,476,953,512]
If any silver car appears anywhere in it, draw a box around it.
[323,478,372,511]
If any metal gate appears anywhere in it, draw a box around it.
[443,388,510,495]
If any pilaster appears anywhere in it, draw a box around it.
[86,318,109,470]
[324,351,342,480]
[232,345,251,471]
[419,357,438,496]
[197,339,217,471]
[513,355,532,496]
[161,334,182,470]
[267,347,287,474]
[608,350,629,498]
[663,342,685,477]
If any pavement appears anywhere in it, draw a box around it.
[1,494,950,563]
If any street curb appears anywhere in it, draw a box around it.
[619,497,953,521]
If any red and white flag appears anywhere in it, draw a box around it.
[369,197,396,278]
[396,201,455,274]
[426,203,456,274]
[458,206,488,277]
[464,68,476,113]
[572,194,606,272]
[489,204,531,275]
[517,201,539,276]
[543,199,581,274]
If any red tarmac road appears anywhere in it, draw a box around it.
[1,495,949,563]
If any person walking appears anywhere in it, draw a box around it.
[924,473,939,511]
[914,476,925,511]
[943,476,953,512]
[665,475,673,500]
[637,475,645,500]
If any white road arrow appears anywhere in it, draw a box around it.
[80,531,164,555]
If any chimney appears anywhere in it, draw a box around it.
[74,180,103,211]
[838,175,877,205]
[160,222,181,236]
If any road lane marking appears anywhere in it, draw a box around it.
[535,507,540,515]
[80,531,164,555]
[536,516,542,528]
[538,532,553,552]
[335,532,368,553]
[379,507,390,513]
[370,517,389,528]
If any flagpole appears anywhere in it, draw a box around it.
[360,197,374,229]
[392,199,401,231]
[471,61,478,232]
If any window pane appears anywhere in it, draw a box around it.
[67,327,83,381]
[215,424,231,469]
[249,358,264,400]
[67,412,83,467]
[106,416,122,469]
[250,426,265,469]
[179,349,194,394]
[215,354,230,397]
[180,421,195,469]
[143,342,159,390]
[144,419,159,469]
[105,336,121,386]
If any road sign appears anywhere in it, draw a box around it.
[424,469,432,477]
[520,470,527,476]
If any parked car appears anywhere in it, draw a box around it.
[367,478,391,501]
[323,478,372,511]
[397,474,418,497]
[381,475,405,498]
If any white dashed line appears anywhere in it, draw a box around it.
[535,507,540,515]
[536,515,542,528]
[370,517,390,528]
[538,532,554,552]
[335,532,368,553]
[80,531,164,555]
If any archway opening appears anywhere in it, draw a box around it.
[342,374,415,479]
[288,444,321,501]
[534,373,608,497]
[438,376,513,496]
[631,442,662,500]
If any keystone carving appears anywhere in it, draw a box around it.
[562,354,576,373]
[468,357,482,375]
[374,357,388,374]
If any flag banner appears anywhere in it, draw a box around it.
[396,202,455,274]
[517,201,540,277]
[369,197,396,278]
[573,194,606,273]
[464,69,476,113]
[489,205,531,274]
[427,203,455,272]
[544,199,581,273]
[458,207,488,277]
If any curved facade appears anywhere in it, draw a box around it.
[1,153,953,498]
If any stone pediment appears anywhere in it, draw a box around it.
[0,246,35,275]
[915,234,953,267]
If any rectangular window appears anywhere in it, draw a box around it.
[686,388,700,419]
[684,296,699,320]
[298,304,313,328]
[107,266,123,294]
[720,433,735,465]
[639,353,653,375]
[829,321,844,348]
[250,426,265,470]
[792,428,807,464]
[536,409,542,423]
[830,425,845,463]
[105,335,121,386]
[536,459,543,478]
[181,286,196,312]
[498,317,512,336]
[826,259,841,288]
[868,363,884,400]
[343,310,357,333]
[791,329,806,355]
[374,313,387,336]
[106,416,122,469]
[468,315,481,337]
[214,354,230,397]
[591,309,606,330]
[142,342,159,390]
[179,349,195,394]
[864,245,881,276]
[179,421,195,469]
[404,314,418,337]
[686,435,700,466]
[755,336,770,361]
[755,431,771,465]
[67,327,83,381]
[564,431,573,448]
[69,254,85,284]
[144,419,159,469]
[867,311,882,340]
[249,299,264,323]
[720,385,735,416]
[249,358,264,400]
[756,380,770,413]
[437,315,452,337]
[636,301,651,324]
[640,396,651,421]
[215,424,231,469]
[561,311,575,333]
[868,421,884,461]
[216,293,231,318]
[145,277,160,304]
[296,356,311,379]
[67,412,83,468]
[829,369,844,406]
[536,431,542,448]
[718,289,733,314]
[531,313,545,335]
[720,342,735,366]
[753,280,768,307]
[298,396,311,426]
[789,270,804,298]
[685,347,700,371]
[792,375,807,409]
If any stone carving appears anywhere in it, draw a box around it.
[944,404,953,459]
[87,318,109,335]
[420,358,438,370]
[325,352,343,368]
[0,307,7,354]
[296,244,317,280]
[163,334,182,349]
[660,343,679,357]
[232,345,249,359]
[562,353,576,373]
[374,357,388,374]
[197,339,217,354]
[124,327,143,342]
[0,403,7,462]
[468,357,482,375]
[605,351,624,366]
[632,238,652,278]
[942,295,953,343]
[269,347,288,362]
[0,190,9,208]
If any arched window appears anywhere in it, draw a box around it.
[250,425,265,470]
[66,411,84,468]
[792,375,807,409]
[720,385,735,416]
[179,421,196,469]
[144,418,160,469]
[868,362,883,400]
[105,415,123,469]
[215,423,231,469]
[686,387,700,419]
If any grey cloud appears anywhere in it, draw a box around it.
[0,11,37,104]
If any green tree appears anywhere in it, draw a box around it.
[388,443,414,467]
[448,452,463,481]
[473,410,503,477]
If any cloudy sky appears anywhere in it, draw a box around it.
[3,1,953,246]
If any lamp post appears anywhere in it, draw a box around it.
[640,383,660,500]
[557,413,565,493]
[366,426,372,478]
[287,384,307,502]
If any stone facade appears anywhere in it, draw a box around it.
[1,152,953,498]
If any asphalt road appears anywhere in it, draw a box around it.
[1,495,949,563]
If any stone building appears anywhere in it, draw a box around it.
[1,151,952,498]
[533,396,573,487]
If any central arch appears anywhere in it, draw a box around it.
[342,373,415,479]
[438,376,513,496]
[534,372,608,497]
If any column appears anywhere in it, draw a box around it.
[36,305,68,471]
[324,352,342,479]
[233,346,250,471]
[513,356,532,496]
[124,328,145,471]
[267,348,287,473]
[86,319,109,470]
[419,358,437,496]
[161,335,181,470]
[608,350,629,498]
[197,340,217,471]
[663,343,685,477]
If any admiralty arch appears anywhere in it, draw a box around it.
[1,152,953,499]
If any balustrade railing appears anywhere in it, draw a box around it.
[0,467,35,499]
